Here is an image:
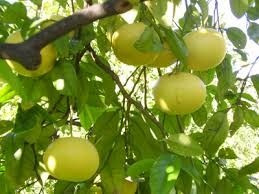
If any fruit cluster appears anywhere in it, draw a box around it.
[112,22,226,115]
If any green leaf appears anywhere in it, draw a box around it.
[79,105,106,131]
[51,61,78,96]
[225,168,257,192]
[2,135,35,187]
[181,158,203,184]
[239,157,259,175]
[241,93,257,103]
[3,2,27,24]
[173,0,182,5]
[226,27,247,49]
[215,177,233,194]
[0,84,15,104]
[196,182,211,194]
[218,147,238,159]
[216,55,236,100]
[247,6,259,20]
[244,108,259,128]
[30,0,42,7]
[194,69,215,85]
[0,61,24,98]
[56,0,67,8]
[0,120,13,135]
[0,174,15,194]
[100,136,125,194]
[129,114,163,160]
[233,48,248,61]
[93,110,120,167]
[162,26,188,64]
[203,112,229,156]
[134,26,163,52]
[206,161,220,189]
[76,0,84,8]
[229,0,249,18]
[247,22,259,43]
[13,106,43,144]
[197,0,209,24]
[150,154,181,194]
[166,133,204,157]
[175,170,192,194]
[230,106,244,135]
[127,159,155,178]
[145,0,167,18]
[192,106,207,127]
[251,74,259,96]
[54,181,76,194]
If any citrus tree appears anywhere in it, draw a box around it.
[0,0,258,193]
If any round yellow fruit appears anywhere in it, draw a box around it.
[112,22,158,66]
[5,31,56,77]
[153,72,206,115]
[120,180,138,194]
[147,43,177,68]
[183,28,226,71]
[43,137,99,182]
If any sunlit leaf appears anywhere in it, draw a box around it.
[166,133,204,157]
[150,154,181,194]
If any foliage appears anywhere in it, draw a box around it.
[0,0,258,193]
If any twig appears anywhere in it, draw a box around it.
[31,144,43,188]
[129,67,145,96]
[143,67,148,109]
[236,56,259,104]
[123,67,140,86]
[17,180,38,193]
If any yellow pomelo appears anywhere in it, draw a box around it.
[153,72,206,115]
[147,43,177,68]
[120,180,138,194]
[112,22,158,66]
[183,28,226,71]
[5,31,56,77]
[43,137,99,182]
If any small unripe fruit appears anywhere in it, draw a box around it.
[153,72,206,115]
[184,28,226,71]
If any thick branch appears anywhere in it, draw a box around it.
[0,0,132,70]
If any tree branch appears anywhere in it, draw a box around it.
[0,0,132,70]
[88,46,167,140]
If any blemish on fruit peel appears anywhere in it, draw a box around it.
[47,155,57,172]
